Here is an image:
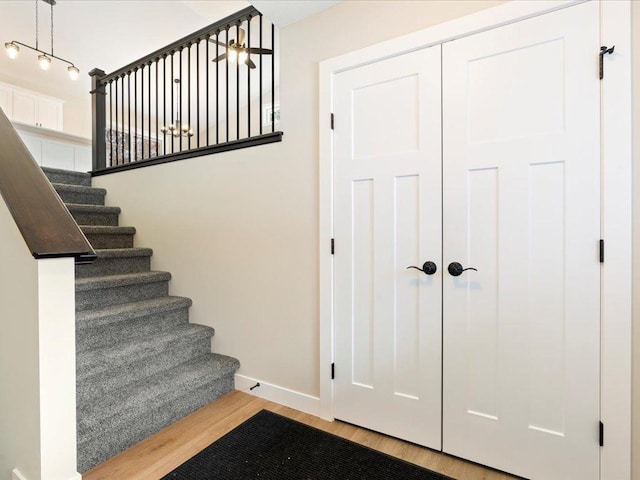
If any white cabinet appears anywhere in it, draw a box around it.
[12,91,38,125]
[0,82,64,131]
[14,124,91,173]
[38,97,63,130]
[0,84,12,118]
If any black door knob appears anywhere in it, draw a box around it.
[406,261,437,275]
[448,262,478,277]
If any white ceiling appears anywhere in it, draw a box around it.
[0,0,340,103]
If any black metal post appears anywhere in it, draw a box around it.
[89,68,107,171]
[179,47,183,152]
[121,75,125,163]
[127,72,131,163]
[114,78,118,166]
[134,68,138,162]
[140,66,144,160]
[226,27,229,143]
[187,43,191,150]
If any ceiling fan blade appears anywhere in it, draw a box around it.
[238,27,246,46]
[245,48,273,55]
[208,38,229,48]
[246,57,257,69]
[212,53,227,62]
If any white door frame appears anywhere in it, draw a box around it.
[318,1,632,479]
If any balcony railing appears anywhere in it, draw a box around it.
[90,6,282,175]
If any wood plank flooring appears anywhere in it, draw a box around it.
[83,390,520,480]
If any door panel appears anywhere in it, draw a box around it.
[333,46,442,449]
[442,3,600,479]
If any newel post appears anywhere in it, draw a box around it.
[89,68,107,171]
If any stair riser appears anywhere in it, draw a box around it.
[55,189,105,206]
[77,306,189,352]
[76,281,168,311]
[78,374,234,473]
[78,338,212,406]
[76,255,151,278]
[43,170,91,187]
[84,233,134,249]
[71,211,119,226]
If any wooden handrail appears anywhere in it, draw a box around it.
[0,107,96,263]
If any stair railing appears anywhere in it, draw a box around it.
[90,6,282,175]
[0,107,96,263]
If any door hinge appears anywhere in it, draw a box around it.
[599,421,604,447]
[599,45,615,80]
[599,239,604,263]
[331,238,335,255]
[331,363,335,379]
[331,113,334,130]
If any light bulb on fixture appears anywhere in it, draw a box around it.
[67,65,79,80]
[238,51,248,64]
[38,54,51,71]
[4,42,19,59]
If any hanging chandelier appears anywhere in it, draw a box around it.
[4,0,79,80]
[160,79,194,137]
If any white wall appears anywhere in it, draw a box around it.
[0,185,41,480]
[631,2,640,477]
[0,191,79,480]
[94,0,504,400]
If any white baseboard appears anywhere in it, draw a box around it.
[235,374,320,417]
[12,468,81,480]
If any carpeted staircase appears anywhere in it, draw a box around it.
[42,167,240,473]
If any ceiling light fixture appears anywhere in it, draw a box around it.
[160,79,194,138]
[4,0,79,80]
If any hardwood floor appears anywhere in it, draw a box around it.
[83,390,521,480]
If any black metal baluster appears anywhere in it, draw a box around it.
[247,16,251,138]
[259,14,263,135]
[109,80,113,166]
[148,62,151,159]
[171,52,174,154]
[216,31,219,145]
[179,47,183,152]
[236,23,240,140]
[271,23,275,133]
[127,72,131,163]
[229,26,231,142]
[134,68,138,162]
[206,34,209,146]
[111,77,119,166]
[140,65,144,160]
[121,75,125,164]
[155,60,158,158]
[196,39,200,149]
[163,54,167,155]
[187,43,191,150]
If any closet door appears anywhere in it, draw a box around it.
[333,45,442,449]
[442,3,600,479]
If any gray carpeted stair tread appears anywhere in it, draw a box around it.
[77,323,214,380]
[76,296,192,329]
[80,225,136,234]
[66,203,121,226]
[76,297,192,353]
[75,271,171,291]
[93,247,153,258]
[77,370,236,472]
[66,203,121,215]
[52,183,106,206]
[78,353,239,438]
[75,271,171,311]
[75,248,153,277]
[80,226,136,249]
[42,166,91,186]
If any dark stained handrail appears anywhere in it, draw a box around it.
[0,107,97,263]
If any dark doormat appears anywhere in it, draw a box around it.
[161,409,453,480]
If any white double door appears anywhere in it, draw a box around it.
[333,3,600,480]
